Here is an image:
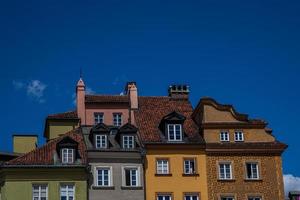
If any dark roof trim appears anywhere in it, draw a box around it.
[1,165,86,168]
[12,134,38,137]
[201,122,267,129]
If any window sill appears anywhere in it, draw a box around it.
[244,178,262,182]
[217,179,236,182]
[92,186,115,190]
[182,173,199,177]
[121,186,143,190]
[155,173,172,177]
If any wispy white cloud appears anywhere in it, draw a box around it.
[13,80,47,103]
[284,174,300,196]
[12,80,25,89]
[27,80,47,103]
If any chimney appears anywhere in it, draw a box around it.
[126,82,138,109]
[13,134,38,154]
[168,85,190,100]
[76,78,86,125]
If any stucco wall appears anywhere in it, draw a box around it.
[48,121,78,140]
[89,162,144,200]
[13,136,37,154]
[1,168,87,200]
[145,148,208,200]
[203,128,275,143]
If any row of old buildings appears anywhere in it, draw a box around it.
[0,78,287,200]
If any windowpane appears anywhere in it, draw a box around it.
[184,159,196,174]
[97,168,110,186]
[94,113,104,124]
[157,160,169,174]
[96,135,107,148]
[157,195,171,200]
[219,163,232,179]
[60,184,74,200]
[168,124,182,141]
[32,185,48,200]
[123,136,135,149]
[113,114,122,126]
[62,148,74,164]
[220,131,229,142]
[246,163,259,179]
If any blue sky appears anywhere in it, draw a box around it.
[0,0,299,180]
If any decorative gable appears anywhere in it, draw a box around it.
[56,136,80,160]
[89,123,110,145]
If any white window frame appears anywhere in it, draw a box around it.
[96,167,113,187]
[220,131,229,142]
[122,166,140,187]
[184,158,196,174]
[123,135,135,149]
[167,124,182,141]
[94,113,104,124]
[246,163,259,179]
[32,184,48,200]
[156,159,169,174]
[184,194,199,200]
[61,148,74,164]
[157,194,172,200]
[113,113,122,126]
[60,184,75,200]
[248,197,262,200]
[234,131,244,142]
[219,163,232,180]
[220,197,235,200]
[95,134,107,149]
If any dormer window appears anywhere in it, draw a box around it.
[167,124,182,141]
[61,148,74,164]
[94,112,104,124]
[123,135,135,149]
[113,113,122,126]
[95,134,107,149]
[220,131,229,142]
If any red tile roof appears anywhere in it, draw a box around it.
[85,94,129,103]
[134,96,203,143]
[47,110,78,119]
[5,128,86,166]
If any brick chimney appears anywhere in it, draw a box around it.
[126,82,138,109]
[76,78,86,125]
[168,85,190,100]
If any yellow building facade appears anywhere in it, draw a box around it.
[145,145,208,200]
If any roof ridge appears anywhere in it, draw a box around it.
[5,128,82,165]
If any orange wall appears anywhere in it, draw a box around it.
[145,148,208,200]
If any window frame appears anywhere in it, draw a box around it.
[183,158,197,175]
[234,131,244,142]
[184,193,199,200]
[113,113,122,126]
[246,162,260,180]
[156,159,170,174]
[95,134,107,149]
[122,166,141,187]
[96,166,113,187]
[167,124,183,142]
[218,162,233,180]
[248,197,262,200]
[220,131,230,142]
[94,112,104,124]
[156,193,173,200]
[61,148,74,164]
[32,184,48,200]
[60,184,75,200]
[122,135,135,149]
[220,196,235,200]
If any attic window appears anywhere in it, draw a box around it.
[167,124,182,141]
[61,148,74,164]
[123,135,135,149]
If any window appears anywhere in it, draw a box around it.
[60,184,74,200]
[156,159,169,174]
[124,168,139,187]
[167,124,182,141]
[32,185,47,200]
[184,194,199,200]
[220,131,229,142]
[184,159,196,174]
[95,135,107,149]
[113,113,122,126]
[246,163,259,179]
[157,195,172,200]
[61,148,74,164]
[97,168,111,186]
[221,197,234,200]
[94,113,104,124]
[234,131,244,142]
[219,163,232,179]
[248,197,261,200]
[123,135,135,149]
